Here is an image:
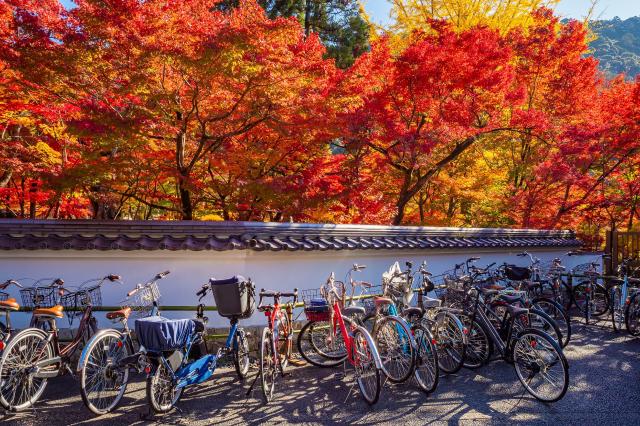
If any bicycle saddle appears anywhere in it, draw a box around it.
[0,298,19,311]
[342,305,366,316]
[504,304,528,317]
[496,293,524,305]
[374,297,393,306]
[33,305,64,318]
[402,307,423,318]
[106,307,131,320]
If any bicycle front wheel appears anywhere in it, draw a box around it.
[147,360,182,413]
[610,286,625,332]
[432,310,466,374]
[511,328,569,403]
[459,315,493,369]
[352,328,381,405]
[260,327,276,403]
[373,316,415,383]
[573,282,610,317]
[625,292,640,336]
[0,328,53,411]
[80,330,131,415]
[276,314,292,372]
[412,324,439,394]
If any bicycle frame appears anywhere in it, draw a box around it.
[467,290,517,358]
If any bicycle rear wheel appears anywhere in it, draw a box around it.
[511,328,569,402]
[147,360,183,413]
[352,328,381,405]
[297,319,347,367]
[412,324,439,394]
[459,314,493,369]
[80,330,131,415]
[373,316,415,383]
[0,328,53,411]
[573,282,610,317]
[625,292,640,336]
[432,311,465,374]
[233,329,250,379]
[515,308,563,349]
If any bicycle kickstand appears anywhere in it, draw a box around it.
[245,370,261,397]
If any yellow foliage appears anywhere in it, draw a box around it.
[389,0,559,34]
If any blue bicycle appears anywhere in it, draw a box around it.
[610,257,639,333]
[139,275,254,414]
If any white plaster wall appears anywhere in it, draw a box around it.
[0,247,599,328]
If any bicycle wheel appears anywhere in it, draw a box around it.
[80,330,131,415]
[352,328,381,405]
[432,311,465,374]
[147,360,183,413]
[260,326,276,403]
[460,315,493,369]
[373,315,415,383]
[276,314,292,372]
[511,328,569,402]
[0,328,53,411]
[515,308,563,349]
[573,282,610,317]
[297,319,347,367]
[532,298,571,347]
[0,321,8,343]
[625,292,640,336]
[610,286,625,332]
[233,328,250,379]
[412,324,439,394]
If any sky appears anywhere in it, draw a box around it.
[364,0,640,26]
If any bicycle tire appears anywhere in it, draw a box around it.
[296,319,347,367]
[276,314,292,372]
[233,328,250,379]
[511,328,569,403]
[431,310,466,374]
[372,315,415,383]
[260,326,276,403]
[0,328,53,411]
[146,359,183,413]
[459,315,493,369]
[625,292,640,336]
[531,297,571,348]
[79,330,131,415]
[610,286,625,332]
[412,324,439,394]
[573,281,610,318]
[352,328,381,405]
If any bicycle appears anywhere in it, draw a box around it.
[0,274,121,411]
[297,268,383,405]
[462,282,569,402]
[607,257,640,333]
[139,275,254,414]
[569,256,610,324]
[249,288,298,402]
[0,279,23,350]
[77,270,169,415]
[361,261,439,394]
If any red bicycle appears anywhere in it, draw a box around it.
[252,288,298,402]
[297,271,383,405]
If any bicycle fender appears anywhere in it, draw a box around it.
[77,328,125,372]
[354,326,383,370]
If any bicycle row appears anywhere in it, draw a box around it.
[0,255,580,415]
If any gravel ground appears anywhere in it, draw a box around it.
[1,319,639,425]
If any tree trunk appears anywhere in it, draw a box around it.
[176,130,193,220]
[304,0,312,36]
[0,170,12,188]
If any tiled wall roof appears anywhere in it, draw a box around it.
[0,220,582,251]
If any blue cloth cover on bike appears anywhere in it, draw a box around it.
[306,298,329,312]
[135,316,196,352]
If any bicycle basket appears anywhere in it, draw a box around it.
[504,265,532,281]
[20,286,59,308]
[123,281,161,318]
[0,291,7,302]
[210,276,255,319]
[60,285,102,310]
[302,288,331,321]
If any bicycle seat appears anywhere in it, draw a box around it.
[496,294,524,305]
[505,304,528,317]
[480,288,499,296]
[402,307,423,317]
[422,296,441,308]
[33,305,64,318]
[374,297,393,306]
[342,305,366,316]
[0,298,19,311]
[106,307,131,320]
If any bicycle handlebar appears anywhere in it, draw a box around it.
[0,279,23,290]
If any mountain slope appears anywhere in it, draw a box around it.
[590,16,640,78]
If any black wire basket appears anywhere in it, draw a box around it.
[20,286,60,309]
[60,285,102,325]
[0,291,8,302]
